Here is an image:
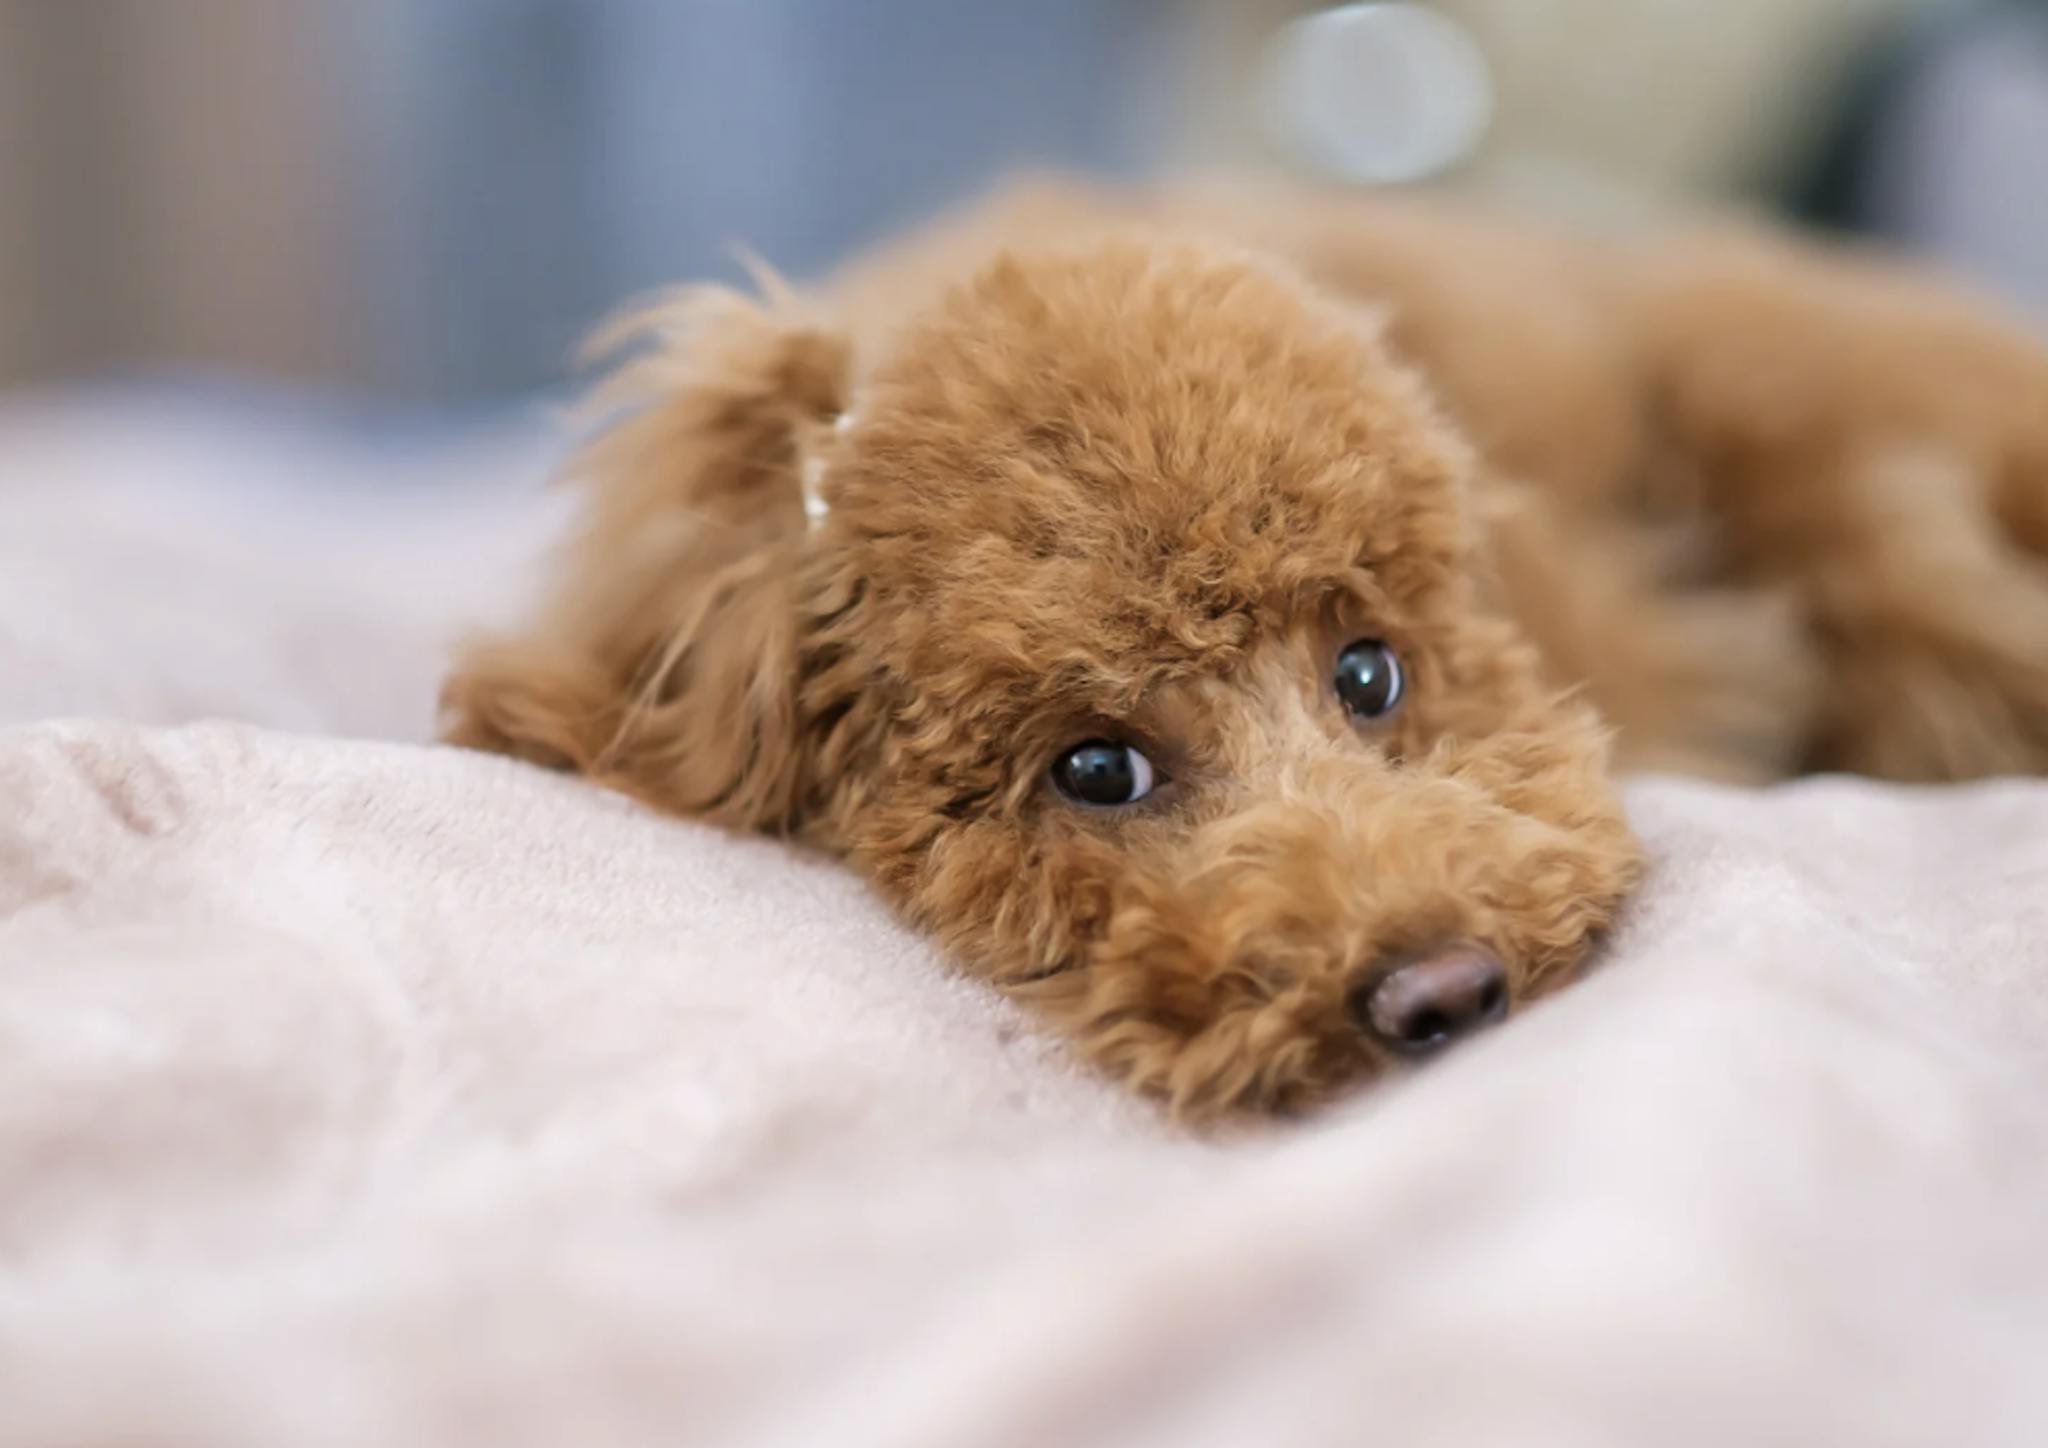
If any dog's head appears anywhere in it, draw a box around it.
[445,238,1642,1119]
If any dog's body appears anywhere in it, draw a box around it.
[446,177,2048,1119]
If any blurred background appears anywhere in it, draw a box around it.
[1,0,2044,408]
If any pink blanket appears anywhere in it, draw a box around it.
[3,397,2045,1446]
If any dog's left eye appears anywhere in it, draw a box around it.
[1051,740,1157,807]
[1335,638,1405,719]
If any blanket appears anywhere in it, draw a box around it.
[3,393,2045,1447]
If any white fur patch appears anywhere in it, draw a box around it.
[800,411,856,530]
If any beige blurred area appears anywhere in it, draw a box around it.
[1435,0,1921,203]
[0,2,350,388]
[1160,0,1920,202]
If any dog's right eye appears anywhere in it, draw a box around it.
[1051,740,1157,807]
[1335,638,1405,720]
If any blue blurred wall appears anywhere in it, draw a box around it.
[340,0,1174,399]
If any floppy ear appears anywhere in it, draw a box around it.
[441,282,851,833]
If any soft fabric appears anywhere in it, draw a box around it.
[2,395,2045,1446]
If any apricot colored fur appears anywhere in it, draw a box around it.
[444,176,2048,1121]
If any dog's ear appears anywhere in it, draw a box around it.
[442,282,851,833]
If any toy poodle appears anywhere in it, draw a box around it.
[443,176,2048,1120]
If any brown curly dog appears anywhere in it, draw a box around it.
[443,176,2048,1120]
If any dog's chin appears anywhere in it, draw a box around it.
[1010,961,1373,1120]
[1004,912,1611,1123]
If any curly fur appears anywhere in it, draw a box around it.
[444,175,2048,1122]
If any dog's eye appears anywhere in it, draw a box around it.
[1051,740,1157,807]
[1335,639,1405,719]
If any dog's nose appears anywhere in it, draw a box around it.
[1355,944,1509,1056]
